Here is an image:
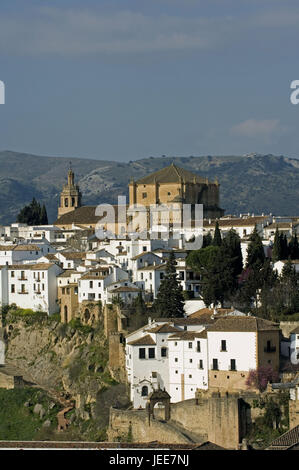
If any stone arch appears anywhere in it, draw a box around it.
[146,388,171,422]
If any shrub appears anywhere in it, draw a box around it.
[245,366,279,392]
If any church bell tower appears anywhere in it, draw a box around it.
[57,163,82,218]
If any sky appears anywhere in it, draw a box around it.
[0,0,299,161]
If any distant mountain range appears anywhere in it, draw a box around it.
[0,151,298,225]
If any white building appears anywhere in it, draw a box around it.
[273,260,299,276]
[290,326,299,365]
[0,263,63,314]
[167,329,208,403]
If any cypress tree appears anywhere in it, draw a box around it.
[40,204,48,225]
[246,226,265,270]
[223,229,243,278]
[153,251,185,318]
[272,228,282,262]
[213,221,222,246]
[17,199,48,225]
[289,234,299,260]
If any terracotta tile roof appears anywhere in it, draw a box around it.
[54,205,126,226]
[0,244,41,251]
[110,286,141,293]
[207,316,280,332]
[80,273,106,280]
[60,252,86,260]
[203,216,268,228]
[267,425,299,449]
[134,163,208,185]
[189,307,234,319]
[137,263,167,271]
[127,334,156,346]
[266,222,293,229]
[173,317,215,326]
[147,323,181,334]
[57,270,78,277]
[168,330,207,340]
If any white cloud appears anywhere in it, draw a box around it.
[230,119,284,138]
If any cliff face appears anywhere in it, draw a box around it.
[3,314,129,431]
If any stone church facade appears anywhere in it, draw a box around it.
[55,163,224,232]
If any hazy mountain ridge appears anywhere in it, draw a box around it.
[0,151,298,224]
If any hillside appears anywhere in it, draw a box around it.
[0,151,298,224]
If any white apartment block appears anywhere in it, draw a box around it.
[0,263,63,314]
[125,315,280,408]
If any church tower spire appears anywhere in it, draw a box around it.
[57,163,82,219]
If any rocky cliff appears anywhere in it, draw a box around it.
[2,312,129,440]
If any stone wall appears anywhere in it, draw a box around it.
[0,370,24,389]
[108,408,200,444]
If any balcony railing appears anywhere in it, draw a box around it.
[18,290,28,294]
[18,277,28,281]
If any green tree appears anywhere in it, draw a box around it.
[223,229,243,278]
[187,245,234,307]
[289,234,299,260]
[17,198,48,226]
[272,228,283,262]
[213,221,222,246]
[153,251,185,318]
[202,232,213,248]
[246,226,265,270]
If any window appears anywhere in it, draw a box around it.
[139,348,146,359]
[179,271,184,280]
[230,359,236,371]
[11,271,14,278]
[89,281,93,288]
[188,342,193,349]
[142,192,147,199]
[212,359,218,370]
[152,372,157,378]
[189,359,193,363]
[197,341,201,352]
[143,246,147,252]
[98,282,101,287]
[199,360,203,369]
[189,375,192,378]
[11,284,15,293]
[175,358,178,362]
[221,340,227,351]
[160,273,164,280]
[175,370,178,374]
[148,348,155,359]
[174,342,178,346]
[141,386,148,397]
[161,348,167,357]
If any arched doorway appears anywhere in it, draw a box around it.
[147,388,171,423]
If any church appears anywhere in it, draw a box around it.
[54,163,224,233]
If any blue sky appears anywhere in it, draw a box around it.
[0,0,299,161]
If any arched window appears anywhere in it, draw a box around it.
[141,386,148,397]
[65,198,69,207]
